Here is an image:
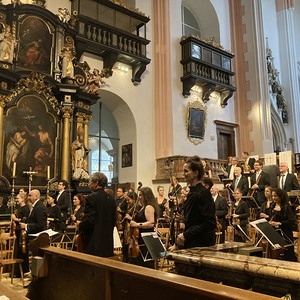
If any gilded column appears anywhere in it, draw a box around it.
[0,100,5,176]
[60,104,73,181]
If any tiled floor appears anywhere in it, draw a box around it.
[0,272,31,298]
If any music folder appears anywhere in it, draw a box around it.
[141,232,168,261]
[250,218,288,249]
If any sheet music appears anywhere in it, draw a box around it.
[264,153,277,166]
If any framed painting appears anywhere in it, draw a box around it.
[122,144,132,168]
[17,16,53,74]
[186,100,207,145]
[3,94,57,186]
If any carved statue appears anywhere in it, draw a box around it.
[85,68,106,95]
[0,24,15,63]
[59,46,76,79]
[57,8,71,23]
[71,126,90,180]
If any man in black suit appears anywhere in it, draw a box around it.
[20,189,47,234]
[79,172,116,257]
[227,166,249,196]
[56,180,71,223]
[279,162,299,192]
[250,160,270,207]
[211,184,228,243]
[241,152,255,173]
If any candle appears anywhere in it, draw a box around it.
[12,162,16,177]
[47,166,50,180]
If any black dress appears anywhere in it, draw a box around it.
[47,205,63,232]
[156,197,167,218]
[183,182,216,248]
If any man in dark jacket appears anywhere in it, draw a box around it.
[79,172,116,257]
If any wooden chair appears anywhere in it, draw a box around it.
[0,233,24,287]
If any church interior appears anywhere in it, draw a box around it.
[0,0,299,299]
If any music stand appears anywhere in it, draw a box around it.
[250,218,288,250]
[141,232,168,261]
[241,196,260,210]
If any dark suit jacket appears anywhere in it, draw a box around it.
[250,171,270,206]
[27,200,47,234]
[79,188,116,257]
[247,158,255,170]
[234,199,249,227]
[230,175,249,196]
[56,191,71,221]
[214,195,228,230]
[282,173,299,192]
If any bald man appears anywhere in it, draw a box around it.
[279,162,299,192]
[20,189,47,234]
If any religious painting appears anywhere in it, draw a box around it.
[17,16,53,74]
[186,100,207,145]
[3,95,56,186]
[122,144,132,168]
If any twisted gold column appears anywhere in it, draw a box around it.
[0,102,4,176]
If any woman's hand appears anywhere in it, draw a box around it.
[130,220,138,228]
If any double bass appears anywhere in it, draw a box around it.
[128,182,142,258]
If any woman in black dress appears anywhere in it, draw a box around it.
[269,188,296,261]
[46,192,62,232]
[128,186,159,268]
[70,193,85,224]
[259,186,275,221]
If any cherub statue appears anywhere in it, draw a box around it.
[85,68,106,95]
[57,8,71,23]
[0,24,15,63]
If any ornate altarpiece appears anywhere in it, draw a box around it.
[0,3,100,195]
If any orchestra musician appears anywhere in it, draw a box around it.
[69,193,85,225]
[171,156,216,250]
[227,166,249,196]
[211,184,228,243]
[46,192,63,232]
[155,186,168,219]
[269,188,297,261]
[128,186,159,268]
[231,188,250,242]
[259,186,275,221]
[11,193,30,276]
[250,160,270,207]
[78,172,116,257]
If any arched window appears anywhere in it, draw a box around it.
[182,5,201,36]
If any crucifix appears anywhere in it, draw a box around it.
[23,167,38,192]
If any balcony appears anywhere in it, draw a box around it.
[72,0,151,84]
[180,36,236,107]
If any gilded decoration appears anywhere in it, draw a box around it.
[109,0,146,16]
[181,35,232,54]
[186,100,207,145]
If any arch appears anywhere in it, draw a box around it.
[89,89,137,182]
[182,0,220,41]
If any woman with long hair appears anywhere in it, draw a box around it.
[259,186,275,221]
[128,186,159,268]
[269,188,296,261]
[70,193,85,224]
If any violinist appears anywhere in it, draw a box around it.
[232,188,249,242]
[128,186,159,268]
[69,193,85,225]
[115,187,128,230]
[155,186,168,219]
[11,193,30,276]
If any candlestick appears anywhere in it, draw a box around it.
[47,166,50,180]
[12,162,16,177]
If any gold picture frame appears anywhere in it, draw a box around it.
[186,100,207,145]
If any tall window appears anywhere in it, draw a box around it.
[182,5,201,36]
[89,102,119,183]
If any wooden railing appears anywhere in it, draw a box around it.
[27,245,280,300]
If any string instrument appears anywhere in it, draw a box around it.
[20,216,27,254]
[116,197,127,231]
[75,212,85,252]
[248,173,262,198]
[128,182,143,258]
[216,216,222,232]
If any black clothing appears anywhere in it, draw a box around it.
[232,199,249,242]
[47,205,63,232]
[230,175,249,196]
[250,171,270,206]
[56,191,70,222]
[156,197,167,218]
[214,195,228,243]
[79,188,116,257]
[27,200,47,234]
[281,173,299,192]
[183,182,216,248]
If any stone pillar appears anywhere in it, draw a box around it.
[153,0,173,158]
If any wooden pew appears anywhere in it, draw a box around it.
[27,245,280,300]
